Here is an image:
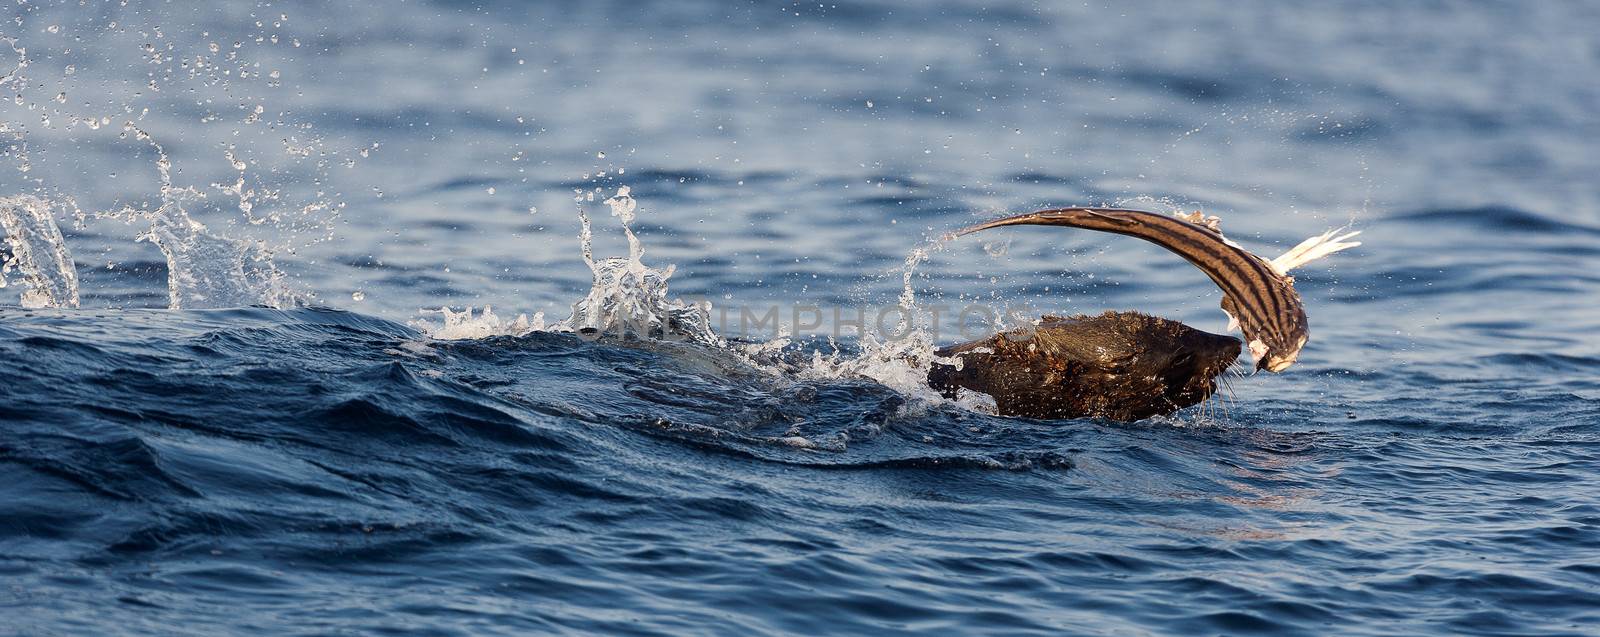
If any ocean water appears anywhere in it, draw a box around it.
[4,1,1599,635]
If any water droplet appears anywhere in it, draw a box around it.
[352,291,365,301]
[485,187,496,195]
[46,25,60,34]
[596,151,606,159]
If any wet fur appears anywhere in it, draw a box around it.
[927,311,1241,421]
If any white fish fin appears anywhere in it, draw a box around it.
[1269,228,1362,275]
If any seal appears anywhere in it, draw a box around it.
[928,311,1241,421]
[950,208,1360,372]
[933,207,1359,420]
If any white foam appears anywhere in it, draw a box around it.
[796,240,997,415]
[414,306,545,340]
[417,186,994,416]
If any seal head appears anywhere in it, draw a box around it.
[951,208,1356,372]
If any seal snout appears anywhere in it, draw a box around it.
[1162,326,1241,407]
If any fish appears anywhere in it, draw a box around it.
[950,208,1359,371]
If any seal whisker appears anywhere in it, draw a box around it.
[1220,375,1236,421]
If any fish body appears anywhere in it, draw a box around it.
[953,208,1356,372]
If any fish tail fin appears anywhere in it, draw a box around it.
[1269,228,1362,275]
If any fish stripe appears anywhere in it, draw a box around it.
[955,208,1308,370]
[1133,214,1284,328]
[1023,211,1277,336]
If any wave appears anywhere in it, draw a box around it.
[1388,205,1600,236]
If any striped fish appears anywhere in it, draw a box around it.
[951,208,1358,372]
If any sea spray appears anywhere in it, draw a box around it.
[417,185,995,417]
[416,186,718,345]
[799,240,997,415]
[1,11,349,310]
[104,124,301,309]
[562,186,722,345]
[417,306,546,340]
[0,195,80,308]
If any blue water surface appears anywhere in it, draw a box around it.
[3,1,1599,635]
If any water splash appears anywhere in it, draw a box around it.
[417,185,716,343]
[416,185,994,419]
[562,186,720,346]
[801,241,997,414]
[412,184,985,417]
[1,10,346,310]
[0,38,35,179]
[0,195,79,308]
[413,306,545,340]
[102,125,300,309]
